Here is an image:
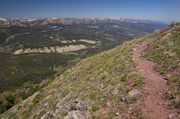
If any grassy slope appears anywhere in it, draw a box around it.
[0,39,142,119]
[0,24,179,119]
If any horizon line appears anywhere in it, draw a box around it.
[0,16,169,23]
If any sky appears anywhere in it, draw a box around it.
[0,0,180,22]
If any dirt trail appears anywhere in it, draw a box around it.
[132,41,178,119]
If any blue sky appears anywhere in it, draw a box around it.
[0,0,180,22]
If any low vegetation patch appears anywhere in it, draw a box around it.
[135,77,145,87]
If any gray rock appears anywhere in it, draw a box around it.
[128,89,141,100]
[57,100,88,114]
[121,96,130,103]
[76,102,88,111]
[111,88,119,95]
[64,110,89,119]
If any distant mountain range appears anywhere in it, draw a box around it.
[0,17,166,27]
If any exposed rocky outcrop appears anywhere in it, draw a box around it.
[13,44,89,54]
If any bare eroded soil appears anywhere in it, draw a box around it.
[132,41,179,119]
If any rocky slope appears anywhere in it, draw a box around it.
[0,23,179,119]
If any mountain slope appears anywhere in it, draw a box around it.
[0,18,164,94]
[0,34,142,119]
[0,23,179,119]
[0,18,166,115]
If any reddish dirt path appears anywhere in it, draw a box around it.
[132,41,178,119]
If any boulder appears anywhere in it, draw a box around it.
[69,100,88,111]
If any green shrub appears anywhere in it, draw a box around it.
[101,75,106,80]
[89,91,98,100]
[169,75,180,84]
[119,74,128,82]
[91,103,99,112]
[135,77,145,86]
[32,93,41,106]
[0,91,19,114]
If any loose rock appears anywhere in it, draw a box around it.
[64,110,89,119]
[128,89,141,100]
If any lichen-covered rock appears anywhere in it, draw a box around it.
[64,110,90,119]
[128,89,141,100]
